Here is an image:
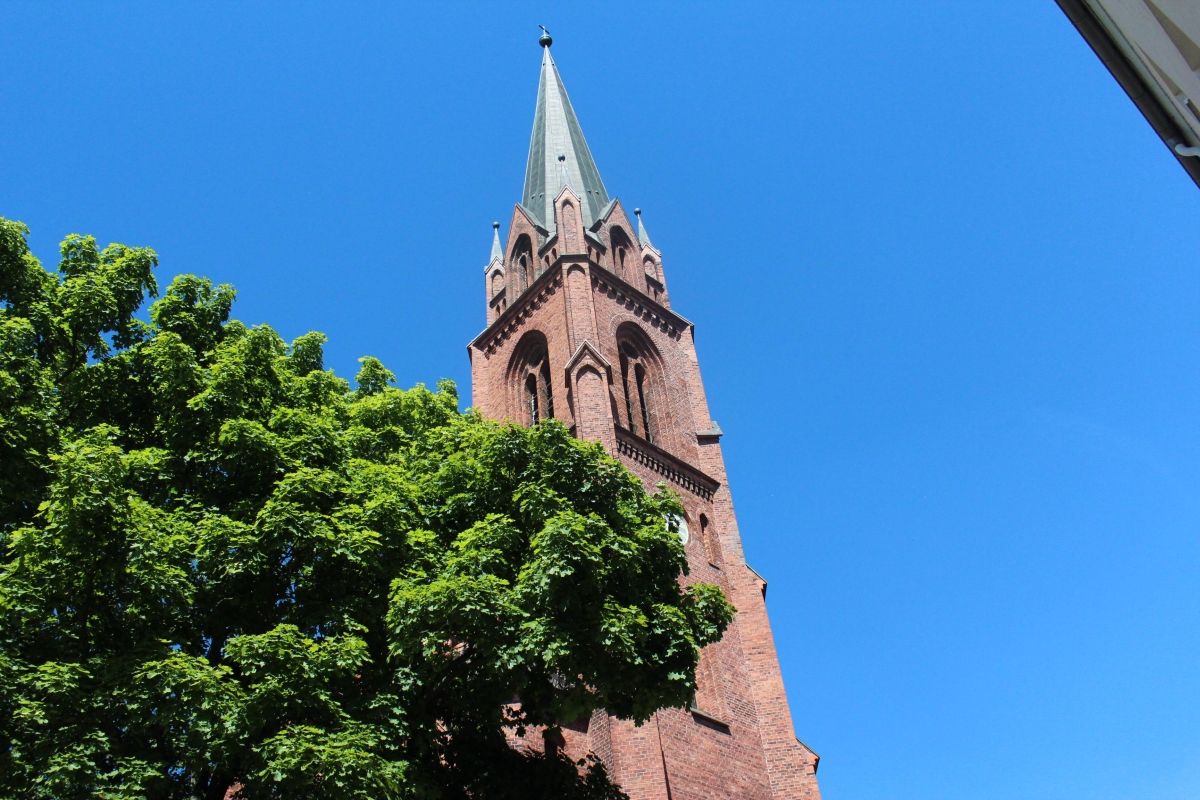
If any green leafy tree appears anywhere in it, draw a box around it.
[0,218,734,800]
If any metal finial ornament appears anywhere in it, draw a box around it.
[492,221,500,229]
[538,25,553,47]
[634,208,642,217]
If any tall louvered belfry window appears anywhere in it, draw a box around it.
[521,354,553,425]
[619,341,655,444]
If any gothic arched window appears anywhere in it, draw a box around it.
[610,226,634,281]
[617,334,660,444]
[511,234,534,294]
[507,330,554,427]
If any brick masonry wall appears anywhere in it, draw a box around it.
[468,197,820,800]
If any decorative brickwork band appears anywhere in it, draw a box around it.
[591,267,686,341]
[474,270,564,357]
[615,426,718,501]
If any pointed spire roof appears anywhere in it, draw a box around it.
[522,31,610,235]
[489,221,503,263]
[634,208,653,249]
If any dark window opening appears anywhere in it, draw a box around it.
[620,344,639,438]
[539,358,554,420]
[510,331,554,428]
[543,728,565,756]
[635,363,653,444]
[526,373,540,424]
[511,234,534,295]
[700,514,719,565]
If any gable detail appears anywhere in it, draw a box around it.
[563,340,613,381]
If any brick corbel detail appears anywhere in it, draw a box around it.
[564,341,616,452]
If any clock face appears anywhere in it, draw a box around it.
[670,514,689,544]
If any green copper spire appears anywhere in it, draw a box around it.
[522,31,610,235]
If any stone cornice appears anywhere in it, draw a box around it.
[696,422,724,444]
[589,264,691,340]
[469,259,694,359]
[615,425,719,501]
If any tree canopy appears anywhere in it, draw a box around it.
[0,218,733,800]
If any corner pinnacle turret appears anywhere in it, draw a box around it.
[635,208,654,250]
[521,31,610,236]
[488,221,502,263]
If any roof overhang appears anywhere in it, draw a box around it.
[1056,0,1200,188]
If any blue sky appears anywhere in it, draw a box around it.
[4,3,1199,799]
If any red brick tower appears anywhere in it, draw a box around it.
[468,31,822,800]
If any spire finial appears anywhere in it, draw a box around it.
[538,25,552,48]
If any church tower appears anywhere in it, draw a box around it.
[468,31,822,800]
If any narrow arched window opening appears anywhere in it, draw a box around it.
[619,343,640,438]
[510,331,554,428]
[700,514,719,565]
[525,373,540,424]
[511,234,534,295]
[610,226,634,281]
[635,363,653,444]
[539,358,554,420]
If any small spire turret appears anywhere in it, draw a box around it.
[635,208,654,249]
[489,221,503,263]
